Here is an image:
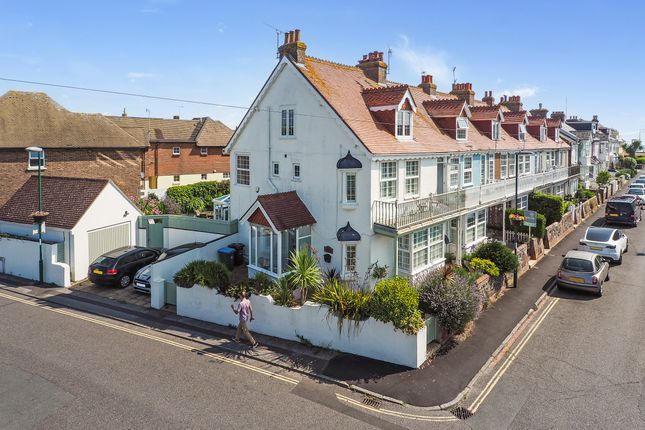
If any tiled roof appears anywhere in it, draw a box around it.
[108,116,232,147]
[546,118,561,128]
[255,191,316,231]
[528,116,546,126]
[0,91,145,149]
[502,111,528,124]
[0,176,109,229]
[294,56,564,154]
[469,106,501,121]
[422,99,465,117]
[362,85,409,108]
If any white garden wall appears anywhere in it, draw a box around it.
[0,236,70,286]
[176,285,427,368]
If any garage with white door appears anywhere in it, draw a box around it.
[0,177,141,285]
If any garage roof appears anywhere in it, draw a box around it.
[0,176,110,229]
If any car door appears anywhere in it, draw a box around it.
[611,230,623,252]
[135,250,158,272]
[594,255,607,281]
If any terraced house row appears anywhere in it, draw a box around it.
[224,30,621,281]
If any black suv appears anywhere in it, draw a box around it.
[88,246,161,288]
[605,198,641,227]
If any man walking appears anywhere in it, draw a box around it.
[231,291,258,348]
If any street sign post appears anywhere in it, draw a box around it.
[523,210,537,228]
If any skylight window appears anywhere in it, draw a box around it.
[457,117,468,140]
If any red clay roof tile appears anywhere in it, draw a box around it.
[255,191,315,231]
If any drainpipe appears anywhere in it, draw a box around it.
[267,107,278,193]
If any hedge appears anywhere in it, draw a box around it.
[166,180,230,214]
[528,191,565,225]
[506,208,547,239]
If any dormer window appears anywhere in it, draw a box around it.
[554,128,560,142]
[492,121,500,141]
[540,126,546,142]
[396,110,412,138]
[456,117,468,141]
[519,124,527,142]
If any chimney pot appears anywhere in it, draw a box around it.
[294,29,300,42]
[278,28,308,63]
[173,115,180,119]
[357,51,387,84]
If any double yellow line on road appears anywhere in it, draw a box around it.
[468,297,560,413]
[0,290,299,385]
[335,393,458,422]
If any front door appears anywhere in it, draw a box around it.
[146,219,164,249]
[164,281,177,306]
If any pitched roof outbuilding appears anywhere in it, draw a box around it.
[0,176,110,229]
[254,191,316,231]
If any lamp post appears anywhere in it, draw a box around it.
[513,151,519,289]
[25,146,47,283]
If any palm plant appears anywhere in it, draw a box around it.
[287,249,322,305]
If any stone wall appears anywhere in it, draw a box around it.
[529,237,544,260]
[517,243,530,275]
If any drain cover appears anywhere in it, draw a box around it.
[450,406,473,420]
[362,396,382,409]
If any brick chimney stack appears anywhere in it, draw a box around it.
[357,51,388,84]
[419,74,437,95]
[530,103,549,118]
[278,29,307,64]
[482,90,495,106]
[500,95,523,112]
[592,115,599,122]
[450,83,475,106]
[551,111,566,122]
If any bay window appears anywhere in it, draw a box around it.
[397,224,444,274]
[380,161,397,199]
[405,160,419,197]
[250,224,313,276]
[465,209,486,245]
[397,236,410,273]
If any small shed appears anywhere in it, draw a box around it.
[0,176,141,286]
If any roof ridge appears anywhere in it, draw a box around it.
[362,84,409,93]
[305,56,357,70]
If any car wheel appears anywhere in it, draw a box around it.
[617,253,623,265]
[119,274,131,288]
[625,241,629,253]
[596,285,603,297]
[605,271,610,281]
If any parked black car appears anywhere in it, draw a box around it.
[605,198,640,227]
[88,246,161,288]
[133,243,205,293]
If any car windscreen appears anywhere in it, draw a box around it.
[628,188,644,195]
[562,258,594,272]
[585,229,613,242]
[607,202,633,213]
[92,256,116,266]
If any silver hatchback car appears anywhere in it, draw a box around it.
[556,250,610,297]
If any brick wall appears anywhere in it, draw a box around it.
[0,148,143,207]
[149,143,229,177]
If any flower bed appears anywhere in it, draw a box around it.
[176,285,427,368]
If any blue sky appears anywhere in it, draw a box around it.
[2,0,643,140]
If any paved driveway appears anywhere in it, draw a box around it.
[71,279,151,308]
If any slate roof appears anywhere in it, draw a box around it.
[108,116,232,147]
[254,191,316,231]
[566,121,594,131]
[0,176,109,229]
[0,91,145,149]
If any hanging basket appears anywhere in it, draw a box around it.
[31,211,49,224]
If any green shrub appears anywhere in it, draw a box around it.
[596,170,611,186]
[528,191,565,225]
[369,277,424,334]
[418,268,482,335]
[468,258,500,277]
[505,208,547,239]
[623,157,637,169]
[471,241,519,274]
[267,276,296,307]
[166,180,230,214]
[636,156,645,164]
[173,260,230,290]
[312,279,372,322]
[287,249,323,305]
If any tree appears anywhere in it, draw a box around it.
[621,140,642,158]
[287,249,322,305]
[596,170,611,186]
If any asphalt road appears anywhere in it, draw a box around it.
[467,213,645,429]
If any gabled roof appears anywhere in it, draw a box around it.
[0,176,110,229]
[362,85,412,108]
[252,191,316,231]
[0,91,146,149]
[546,118,561,128]
[565,121,594,131]
[527,116,546,126]
[469,106,503,121]
[422,99,467,118]
[108,116,232,147]
[502,111,528,124]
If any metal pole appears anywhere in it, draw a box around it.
[513,152,519,288]
[38,151,43,283]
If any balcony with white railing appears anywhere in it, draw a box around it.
[373,166,576,233]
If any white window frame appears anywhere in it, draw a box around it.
[456,117,468,141]
[396,110,412,138]
[236,154,250,186]
[500,154,508,179]
[379,161,397,200]
[518,154,531,176]
[172,147,181,156]
[554,128,559,142]
[173,175,180,183]
[272,162,280,177]
[292,163,301,180]
[201,173,207,180]
[465,209,487,245]
[200,147,208,156]
[540,126,546,142]
[343,243,358,276]
[508,153,516,177]
[280,106,295,137]
[449,157,460,190]
[406,224,445,273]
[492,121,500,141]
[480,154,487,184]
[27,150,45,170]
[397,235,410,273]
[223,172,230,179]
[463,156,473,186]
[488,156,494,183]
[343,172,357,204]
[519,124,527,142]
[518,195,529,210]
[404,160,419,198]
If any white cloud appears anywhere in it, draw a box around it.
[394,35,453,86]
[501,86,538,98]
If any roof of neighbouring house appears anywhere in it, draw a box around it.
[252,191,316,231]
[0,91,147,149]
[0,176,111,229]
[108,115,233,147]
[469,106,502,121]
[362,85,411,108]
[565,120,594,131]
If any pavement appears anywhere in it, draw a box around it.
[0,189,617,411]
